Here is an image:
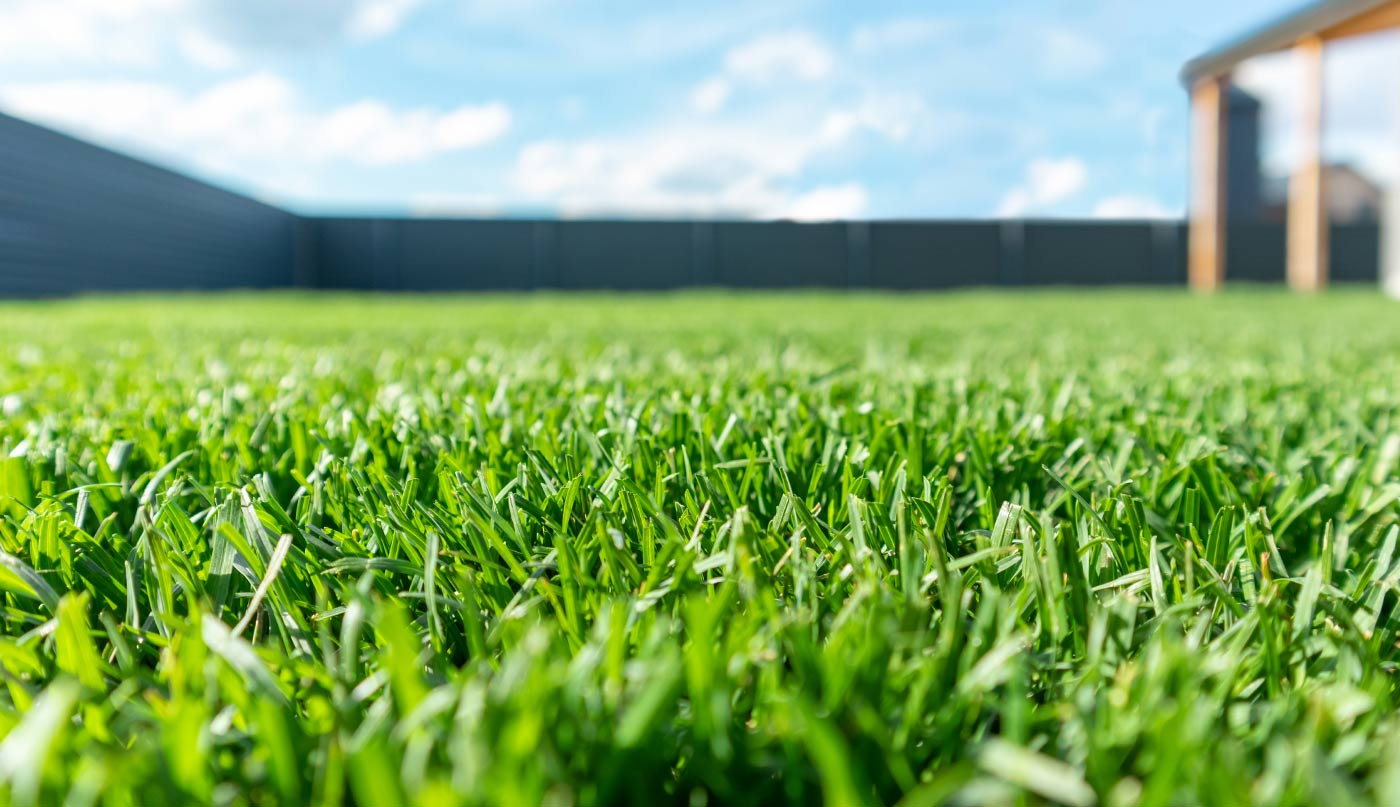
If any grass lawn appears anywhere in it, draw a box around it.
[4,290,1400,806]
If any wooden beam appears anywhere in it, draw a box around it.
[1182,0,1396,86]
[1287,36,1328,293]
[1322,0,1400,41]
[1189,77,1227,292]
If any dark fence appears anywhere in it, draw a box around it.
[0,113,297,296]
[1333,223,1382,283]
[0,111,1384,296]
[305,217,1380,292]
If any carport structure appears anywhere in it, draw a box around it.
[1182,0,1400,293]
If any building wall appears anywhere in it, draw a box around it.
[1226,88,1265,219]
[0,113,297,296]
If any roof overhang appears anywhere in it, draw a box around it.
[1181,0,1400,86]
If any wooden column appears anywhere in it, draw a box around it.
[1287,35,1328,292]
[1386,188,1400,298]
[1189,77,1228,292]
[1386,44,1400,299]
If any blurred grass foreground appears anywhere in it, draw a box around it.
[3,291,1400,805]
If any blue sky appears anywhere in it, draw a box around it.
[0,0,1391,219]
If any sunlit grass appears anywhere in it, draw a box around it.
[2,290,1400,806]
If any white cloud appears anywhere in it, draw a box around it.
[997,157,1088,216]
[0,74,510,172]
[1,80,186,139]
[0,0,185,67]
[443,3,816,78]
[168,74,299,147]
[0,0,426,70]
[512,106,889,218]
[514,135,794,217]
[197,0,429,49]
[410,192,503,217]
[783,184,868,220]
[433,105,512,149]
[347,0,425,40]
[177,28,239,70]
[508,21,924,220]
[690,77,732,113]
[819,95,924,144]
[687,30,835,116]
[724,31,833,83]
[1093,195,1175,219]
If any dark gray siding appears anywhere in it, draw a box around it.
[0,112,296,296]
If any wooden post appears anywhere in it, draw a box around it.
[1189,77,1227,292]
[1386,44,1400,299]
[1387,187,1400,298]
[1287,35,1328,292]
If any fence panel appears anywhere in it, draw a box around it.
[1331,223,1380,283]
[1226,222,1287,283]
[0,113,295,296]
[394,219,535,290]
[1022,222,1159,285]
[869,222,1001,288]
[713,222,848,288]
[556,221,694,289]
[314,219,377,290]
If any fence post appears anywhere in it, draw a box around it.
[691,222,716,287]
[291,217,319,289]
[370,219,401,291]
[999,220,1026,286]
[846,222,871,289]
[1150,222,1182,285]
[531,221,558,290]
